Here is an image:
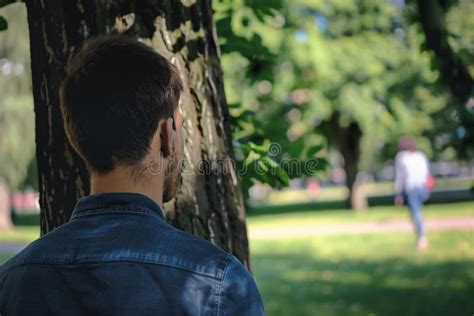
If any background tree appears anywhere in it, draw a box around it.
[216,0,455,210]
[0,3,35,191]
[410,0,473,158]
[0,3,35,232]
[1,0,251,266]
[215,0,327,200]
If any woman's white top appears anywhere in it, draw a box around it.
[394,150,430,194]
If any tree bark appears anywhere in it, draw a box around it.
[416,0,474,155]
[25,0,93,234]
[25,0,250,267]
[330,113,367,211]
[416,0,472,104]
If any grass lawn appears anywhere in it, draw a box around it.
[0,202,473,315]
[247,201,474,228]
[249,202,474,316]
[0,226,40,243]
[251,230,473,316]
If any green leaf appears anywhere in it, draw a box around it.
[244,150,260,166]
[227,102,241,109]
[306,144,324,157]
[274,166,290,186]
[247,142,267,155]
[0,16,7,31]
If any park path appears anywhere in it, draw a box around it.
[248,216,474,239]
[0,242,28,253]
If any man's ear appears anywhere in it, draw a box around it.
[158,117,174,158]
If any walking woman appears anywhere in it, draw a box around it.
[394,137,433,250]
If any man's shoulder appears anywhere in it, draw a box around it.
[0,217,235,281]
[156,224,236,279]
[0,227,72,277]
[218,253,265,315]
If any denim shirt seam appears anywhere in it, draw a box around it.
[70,206,160,220]
[1,258,223,280]
[214,255,233,316]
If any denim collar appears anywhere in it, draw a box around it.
[70,192,165,221]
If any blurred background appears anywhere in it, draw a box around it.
[1,0,473,315]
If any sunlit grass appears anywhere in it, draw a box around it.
[0,226,39,243]
[247,201,474,229]
[251,230,474,316]
[249,202,474,316]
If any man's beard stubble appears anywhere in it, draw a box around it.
[163,152,182,203]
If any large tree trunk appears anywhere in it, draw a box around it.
[330,113,367,211]
[25,0,250,267]
[416,0,472,104]
[416,0,474,155]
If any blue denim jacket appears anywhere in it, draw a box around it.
[0,193,265,316]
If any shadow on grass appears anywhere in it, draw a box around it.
[253,252,474,316]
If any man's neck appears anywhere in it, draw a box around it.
[90,167,164,209]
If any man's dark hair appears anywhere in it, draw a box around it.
[60,35,183,174]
